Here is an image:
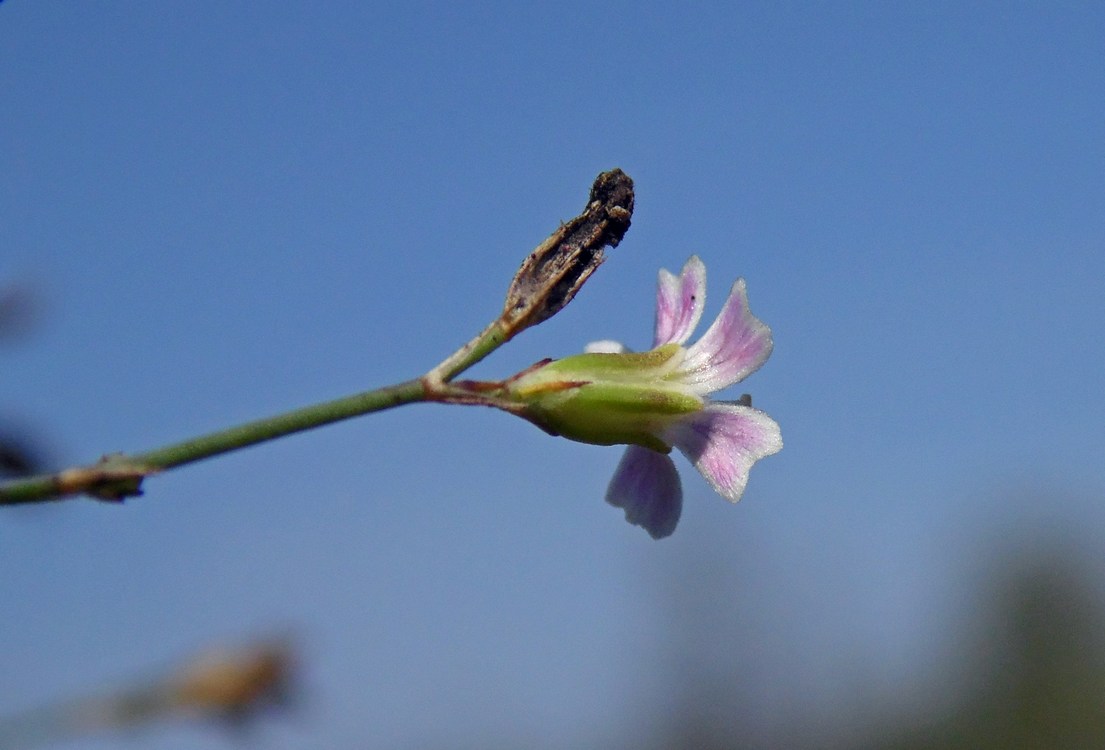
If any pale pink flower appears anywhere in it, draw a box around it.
[503,256,781,538]
[591,256,781,538]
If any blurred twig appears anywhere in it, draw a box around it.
[0,638,296,749]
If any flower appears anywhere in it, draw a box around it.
[504,256,781,538]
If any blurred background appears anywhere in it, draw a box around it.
[3,2,1104,748]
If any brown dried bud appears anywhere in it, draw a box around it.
[501,168,634,337]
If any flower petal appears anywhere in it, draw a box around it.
[678,278,772,394]
[653,255,706,347]
[663,403,782,503]
[605,446,683,539]
[584,339,631,354]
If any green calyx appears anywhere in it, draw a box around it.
[504,344,704,452]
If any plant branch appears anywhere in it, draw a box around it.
[0,168,635,506]
[0,379,427,505]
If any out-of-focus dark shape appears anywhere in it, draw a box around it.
[1,282,54,489]
[0,432,45,478]
[882,549,1105,750]
[1,284,47,479]
[646,530,1105,750]
[164,639,296,724]
[91,637,297,734]
[0,637,296,748]
[0,285,38,342]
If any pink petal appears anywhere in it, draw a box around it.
[678,278,773,394]
[663,403,782,503]
[653,255,706,347]
[605,446,683,539]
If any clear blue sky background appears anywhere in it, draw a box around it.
[3,3,1104,748]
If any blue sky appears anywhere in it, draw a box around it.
[3,3,1105,748]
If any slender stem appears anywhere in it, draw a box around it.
[133,378,426,470]
[425,319,509,384]
[136,320,514,472]
[0,314,517,506]
[0,378,427,505]
[0,474,60,506]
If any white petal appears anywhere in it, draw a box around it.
[585,339,631,354]
[605,446,683,539]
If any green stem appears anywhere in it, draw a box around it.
[133,377,425,470]
[0,474,61,506]
[0,320,511,506]
[425,319,509,383]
